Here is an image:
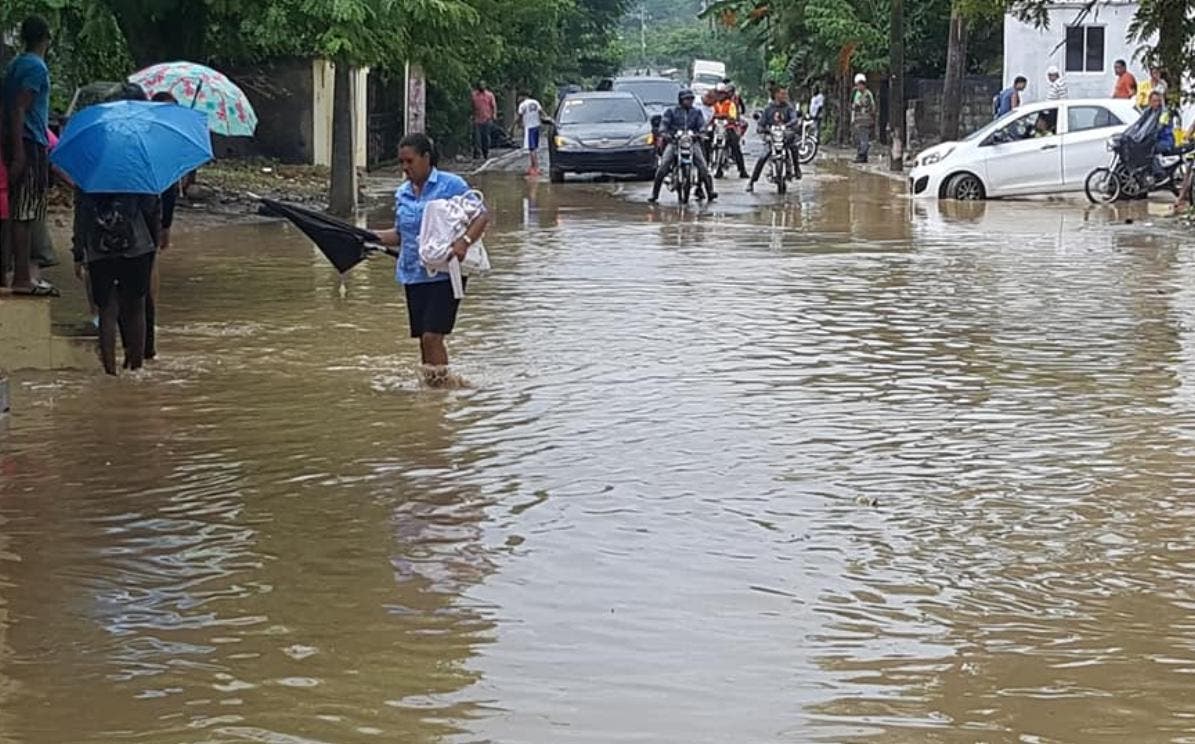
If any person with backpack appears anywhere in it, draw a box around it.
[995,77,1027,119]
[71,191,160,375]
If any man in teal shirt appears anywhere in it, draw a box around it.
[3,15,54,295]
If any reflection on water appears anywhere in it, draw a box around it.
[3,166,1195,742]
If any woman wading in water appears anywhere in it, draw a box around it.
[373,134,488,385]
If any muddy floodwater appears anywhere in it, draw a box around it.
[4,166,1195,743]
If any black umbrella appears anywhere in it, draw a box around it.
[256,196,395,273]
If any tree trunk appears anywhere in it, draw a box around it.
[329,61,358,217]
[837,70,851,146]
[940,4,968,142]
[889,0,905,171]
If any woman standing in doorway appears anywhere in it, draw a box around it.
[373,134,488,383]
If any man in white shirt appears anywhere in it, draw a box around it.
[517,92,544,176]
[809,86,825,124]
[1046,65,1068,100]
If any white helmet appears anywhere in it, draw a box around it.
[715,82,728,93]
[854,73,867,84]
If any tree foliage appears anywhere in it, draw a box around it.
[2,0,632,151]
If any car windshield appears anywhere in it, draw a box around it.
[962,109,1022,142]
[693,73,723,86]
[615,80,680,106]
[559,97,646,125]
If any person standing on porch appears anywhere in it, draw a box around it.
[1045,66,1068,100]
[1112,60,1137,100]
[2,15,56,296]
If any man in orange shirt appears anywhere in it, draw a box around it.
[711,87,749,178]
[1112,60,1137,99]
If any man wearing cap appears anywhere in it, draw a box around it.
[1046,66,1068,100]
[851,73,876,164]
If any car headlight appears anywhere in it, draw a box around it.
[628,132,654,147]
[555,135,582,150]
[919,147,954,166]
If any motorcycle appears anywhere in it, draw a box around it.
[666,130,698,204]
[767,124,796,194]
[796,115,819,165]
[1085,134,1193,204]
[710,119,730,179]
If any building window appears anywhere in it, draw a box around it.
[1065,25,1105,73]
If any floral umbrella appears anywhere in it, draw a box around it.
[128,61,258,137]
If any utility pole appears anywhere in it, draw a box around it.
[640,4,647,69]
[888,0,905,172]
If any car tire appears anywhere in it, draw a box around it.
[549,167,565,184]
[945,172,985,201]
[637,169,656,182]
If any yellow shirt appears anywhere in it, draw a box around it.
[1137,80,1152,108]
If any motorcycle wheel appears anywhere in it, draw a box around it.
[713,148,725,179]
[797,137,818,164]
[678,167,691,205]
[1084,167,1120,205]
[775,163,787,194]
[1118,167,1145,199]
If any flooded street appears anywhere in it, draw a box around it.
[5,164,1195,743]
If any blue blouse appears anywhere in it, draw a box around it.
[394,168,470,284]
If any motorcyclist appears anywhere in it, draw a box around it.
[746,87,803,193]
[1147,90,1176,182]
[711,84,749,179]
[649,89,716,203]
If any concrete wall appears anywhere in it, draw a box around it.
[311,60,369,169]
[1004,1,1149,102]
[213,59,368,170]
[218,60,316,163]
[907,76,1003,145]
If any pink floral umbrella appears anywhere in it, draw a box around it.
[129,61,258,137]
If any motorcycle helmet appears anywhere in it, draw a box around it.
[715,82,728,93]
[854,73,867,84]
[678,89,695,104]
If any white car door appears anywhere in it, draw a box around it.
[981,107,1063,196]
[1060,103,1127,190]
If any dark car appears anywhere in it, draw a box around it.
[549,91,656,183]
[612,76,683,118]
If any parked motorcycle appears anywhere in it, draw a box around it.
[1085,135,1193,204]
[710,119,730,179]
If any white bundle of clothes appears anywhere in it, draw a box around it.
[418,190,490,299]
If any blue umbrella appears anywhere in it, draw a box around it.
[51,100,213,194]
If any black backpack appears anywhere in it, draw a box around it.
[91,196,141,255]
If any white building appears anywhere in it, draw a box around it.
[1004,1,1150,102]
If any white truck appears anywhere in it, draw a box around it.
[690,60,726,97]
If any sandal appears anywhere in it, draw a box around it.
[12,280,61,297]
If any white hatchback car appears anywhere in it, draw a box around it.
[908,98,1140,200]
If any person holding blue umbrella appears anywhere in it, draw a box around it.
[55,97,211,374]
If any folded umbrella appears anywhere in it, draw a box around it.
[257,197,390,274]
[51,100,212,194]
